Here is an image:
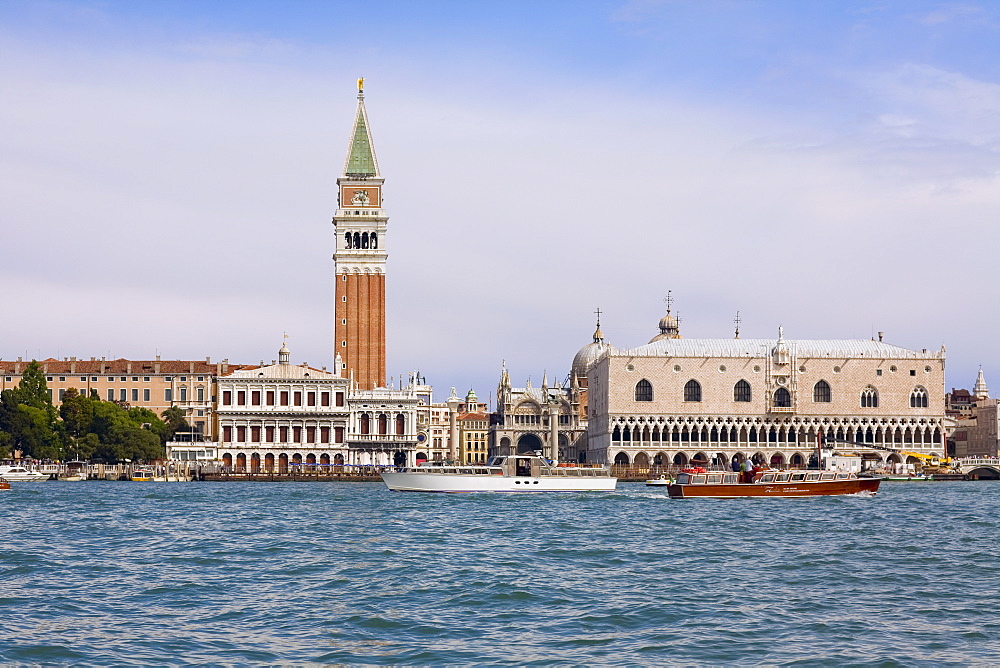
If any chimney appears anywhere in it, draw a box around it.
[189,361,194,374]
[127,362,132,373]
[878,331,884,342]
[154,360,161,374]
[205,356,211,363]
[70,360,76,373]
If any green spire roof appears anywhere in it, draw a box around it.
[344,97,379,178]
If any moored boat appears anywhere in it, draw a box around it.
[667,469,880,498]
[381,455,617,493]
[0,465,50,482]
[0,477,9,490]
[130,467,154,482]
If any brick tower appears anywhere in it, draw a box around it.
[333,79,387,390]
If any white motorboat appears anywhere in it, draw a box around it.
[645,475,671,487]
[381,455,617,493]
[0,465,49,482]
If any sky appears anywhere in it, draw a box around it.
[3,0,1000,405]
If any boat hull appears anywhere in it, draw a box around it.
[381,471,617,493]
[667,478,880,498]
[0,469,49,482]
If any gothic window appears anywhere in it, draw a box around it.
[734,379,751,402]
[683,379,701,402]
[371,232,377,249]
[813,380,831,403]
[910,386,928,408]
[344,232,352,249]
[612,426,621,441]
[861,386,879,408]
[634,379,653,402]
[774,387,791,408]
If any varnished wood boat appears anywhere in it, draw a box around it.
[0,476,10,490]
[667,469,880,498]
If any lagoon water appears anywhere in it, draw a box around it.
[2,481,1000,666]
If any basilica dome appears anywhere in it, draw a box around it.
[649,312,681,343]
[571,325,614,380]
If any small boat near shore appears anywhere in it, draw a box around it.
[381,455,617,493]
[667,469,880,498]
[130,467,154,482]
[0,465,49,482]
[0,477,9,490]
[645,475,671,487]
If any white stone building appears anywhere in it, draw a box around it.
[214,341,425,470]
[585,313,948,470]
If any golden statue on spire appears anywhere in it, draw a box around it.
[357,77,364,92]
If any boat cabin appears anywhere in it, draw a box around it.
[675,470,860,485]
[401,455,610,478]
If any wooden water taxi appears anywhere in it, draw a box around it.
[0,477,10,490]
[667,469,880,498]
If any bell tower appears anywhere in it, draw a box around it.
[332,78,387,390]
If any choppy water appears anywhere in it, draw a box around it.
[2,480,1000,666]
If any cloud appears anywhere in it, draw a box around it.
[2,5,999,399]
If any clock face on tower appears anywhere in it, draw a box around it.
[342,186,379,208]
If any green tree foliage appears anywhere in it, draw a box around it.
[0,364,169,463]
[0,361,62,459]
[160,405,189,441]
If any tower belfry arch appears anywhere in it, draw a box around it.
[332,79,387,390]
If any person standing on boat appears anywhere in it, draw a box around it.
[732,459,741,474]
[739,458,749,483]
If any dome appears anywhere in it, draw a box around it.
[571,325,613,379]
[649,313,681,343]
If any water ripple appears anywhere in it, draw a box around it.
[2,481,1000,664]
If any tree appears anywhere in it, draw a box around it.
[161,406,189,442]
[0,362,61,459]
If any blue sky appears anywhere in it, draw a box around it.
[3,1,1000,403]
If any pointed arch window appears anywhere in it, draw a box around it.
[774,387,791,408]
[813,380,831,403]
[734,379,751,402]
[635,379,653,402]
[684,379,702,402]
[861,386,879,408]
[910,386,928,408]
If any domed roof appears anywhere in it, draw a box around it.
[649,312,681,343]
[571,325,613,379]
[650,292,682,343]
